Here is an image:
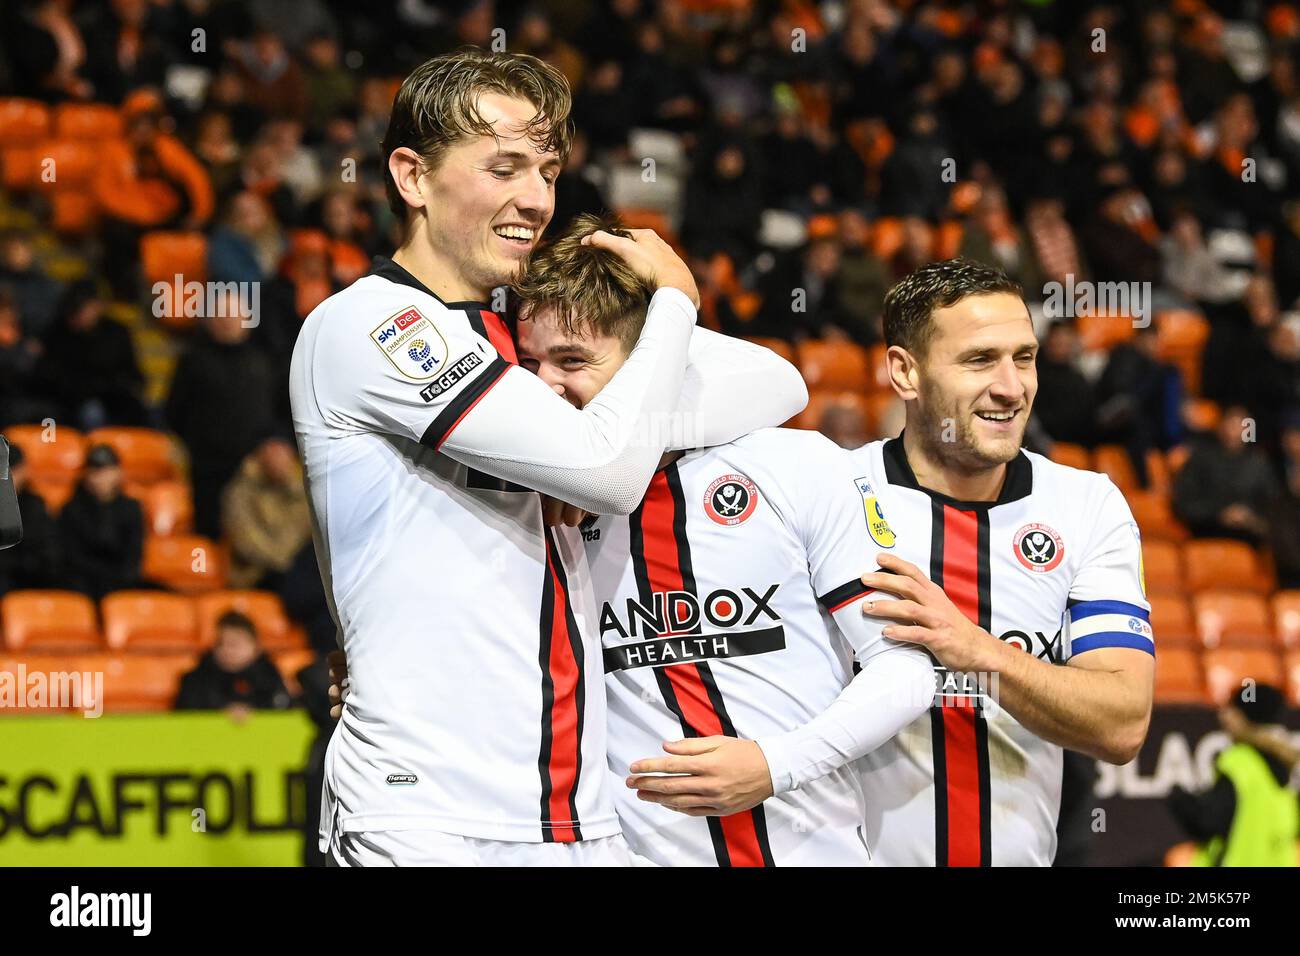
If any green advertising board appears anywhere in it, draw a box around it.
[0,711,316,865]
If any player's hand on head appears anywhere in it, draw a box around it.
[859,552,995,675]
[327,649,350,721]
[625,736,774,816]
[581,228,701,309]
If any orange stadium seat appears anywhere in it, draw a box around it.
[93,653,196,712]
[1149,594,1196,648]
[53,102,123,140]
[933,220,964,259]
[1141,540,1184,596]
[1155,310,1209,393]
[1077,312,1137,352]
[1285,651,1300,707]
[273,649,317,697]
[1272,592,1300,650]
[27,477,76,515]
[742,336,796,364]
[1183,539,1272,594]
[0,98,51,144]
[869,217,905,259]
[865,392,903,438]
[1183,398,1222,434]
[1,143,42,190]
[3,424,86,482]
[194,590,301,651]
[1048,442,1091,471]
[40,138,98,188]
[1153,647,1206,704]
[1144,449,1173,496]
[1202,649,1284,705]
[1,590,101,652]
[52,191,98,235]
[143,535,226,593]
[86,427,181,484]
[1193,591,1276,649]
[797,340,872,392]
[794,390,873,434]
[615,208,679,249]
[128,480,194,536]
[1093,444,1139,493]
[865,342,890,391]
[0,653,88,713]
[139,231,207,330]
[1128,489,1189,542]
[101,591,199,653]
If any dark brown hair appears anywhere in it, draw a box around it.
[883,257,1023,357]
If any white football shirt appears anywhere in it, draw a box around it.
[291,257,618,844]
[849,437,1152,866]
[584,428,931,866]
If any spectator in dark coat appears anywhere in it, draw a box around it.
[1033,322,1095,447]
[58,444,143,600]
[1172,406,1280,545]
[30,280,146,430]
[175,610,292,712]
[1094,327,1183,485]
[165,303,277,538]
[0,443,57,594]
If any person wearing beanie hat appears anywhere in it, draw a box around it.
[1168,683,1299,866]
[57,443,144,600]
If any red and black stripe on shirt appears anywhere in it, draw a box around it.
[927,500,993,868]
[628,464,776,867]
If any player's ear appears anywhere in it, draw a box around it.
[885,344,919,401]
[389,147,429,212]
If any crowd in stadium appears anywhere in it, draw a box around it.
[0,0,1297,726]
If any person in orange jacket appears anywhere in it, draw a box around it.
[94,88,215,298]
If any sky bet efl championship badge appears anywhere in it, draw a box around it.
[1013,522,1065,573]
[854,477,896,548]
[370,305,448,380]
[704,473,759,526]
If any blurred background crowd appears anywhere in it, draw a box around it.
[0,0,1297,864]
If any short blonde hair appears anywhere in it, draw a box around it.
[381,47,573,217]
[512,213,653,353]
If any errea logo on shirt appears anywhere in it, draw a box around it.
[370,305,448,380]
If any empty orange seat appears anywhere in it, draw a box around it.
[798,340,873,392]
[1,590,100,652]
[1202,648,1284,705]
[85,427,179,484]
[143,535,226,593]
[1141,540,1184,596]
[1049,443,1091,471]
[127,480,194,536]
[54,102,123,140]
[1149,594,1196,648]
[40,138,99,188]
[743,337,796,365]
[194,590,300,651]
[613,208,679,249]
[1,143,43,190]
[1193,591,1275,649]
[52,190,98,235]
[1093,444,1139,493]
[139,231,207,330]
[3,424,86,482]
[0,99,51,144]
[1183,398,1221,434]
[1154,647,1206,704]
[870,217,905,259]
[1077,312,1137,352]
[1156,310,1209,393]
[0,653,88,713]
[1183,539,1272,594]
[865,343,890,391]
[1272,591,1300,650]
[1145,449,1172,496]
[101,591,199,653]
[933,220,964,259]
[94,653,196,712]
[273,649,317,696]
[1128,489,1189,542]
